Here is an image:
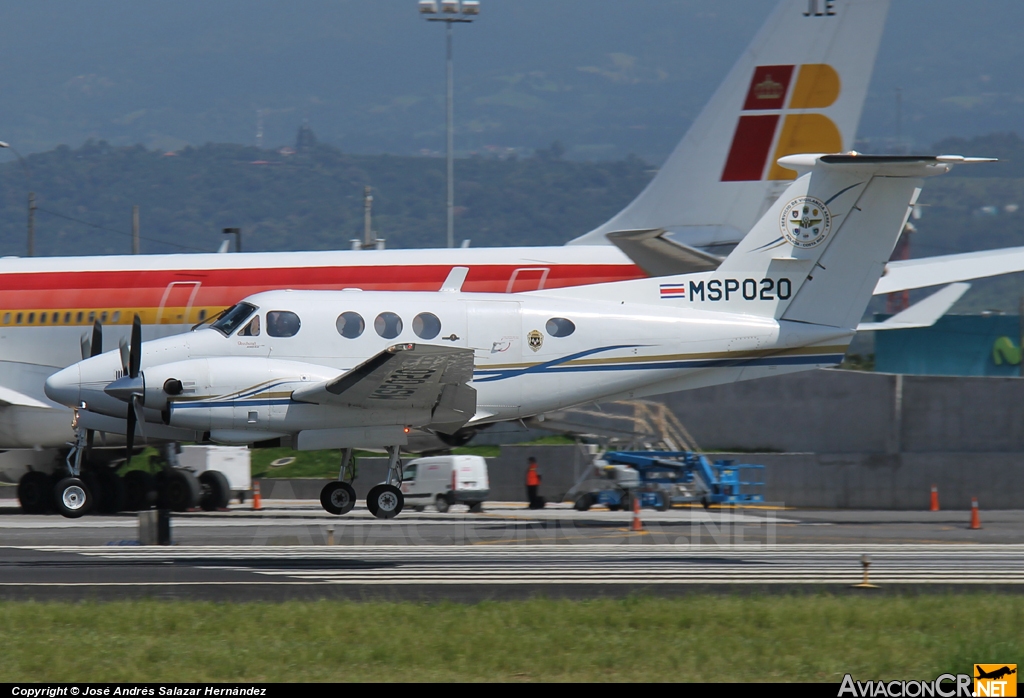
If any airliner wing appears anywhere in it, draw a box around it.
[874,247,1024,295]
[0,385,52,409]
[291,344,477,433]
[857,283,970,331]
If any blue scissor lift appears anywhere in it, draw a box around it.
[574,451,765,510]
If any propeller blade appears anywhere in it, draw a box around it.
[125,401,136,464]
[90,321,103,358]
[80,334,91,361]
[129,314,142,378]
[118,337,129,375]
[131,393,146,440]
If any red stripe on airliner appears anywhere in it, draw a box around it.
[0,264,645,310]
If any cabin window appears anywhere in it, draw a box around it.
[100,311,108,323]
[198,309,207,322]
[374,312,403,339]
[76,312,83,323]
[112,311,121,323]
[238,316,261,337]
[15,313,22,324]
[413,312,442,340]
[87,311,96,323]
[546,318,576,338]
[2,313,9,324]
[266,311,301,338]
[336,312,365,339]
[51,312,59,323]
[39,313,47,324]
[28,312,35,324]
[211,302,257,336]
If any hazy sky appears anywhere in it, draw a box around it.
[0,1,1022,160]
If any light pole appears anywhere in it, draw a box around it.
[419,0,479,249]
[0,141,35,257]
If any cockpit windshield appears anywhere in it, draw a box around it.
[210,302,257,336]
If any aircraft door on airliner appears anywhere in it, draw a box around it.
[156,281,202,326]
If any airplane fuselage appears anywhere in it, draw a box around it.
[47,288,852,450]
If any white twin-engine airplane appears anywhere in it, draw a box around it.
[45,153,991,518]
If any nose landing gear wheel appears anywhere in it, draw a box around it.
[320,481,356,516]
[54,477,92,518]
[366,484,403,519]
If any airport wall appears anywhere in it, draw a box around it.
[660,369,1024,454]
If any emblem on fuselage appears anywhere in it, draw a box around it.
[528,330,543,352]
[779,196,832,249]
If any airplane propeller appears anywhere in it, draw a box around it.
[104,315,145,463]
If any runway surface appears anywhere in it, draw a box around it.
[2,500,1023,600]
[3,543,1022,601]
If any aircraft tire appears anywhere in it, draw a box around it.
[434,494,450,514]
[368,484,403,519]
[94,467,126,514]
[157,469,201,512]
[54,477,93,518]
[18,471,54,514]
[573,494,592,512]
[123,470,157,511]
[199,470,231,511]
[320,481,356,516]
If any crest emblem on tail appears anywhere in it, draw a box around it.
[780,196,832,248]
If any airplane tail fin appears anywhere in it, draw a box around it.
[570,0,891,250]
[706,155,991,329]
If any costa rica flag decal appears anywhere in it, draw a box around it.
[660,283,687,299]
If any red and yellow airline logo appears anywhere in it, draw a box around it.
[975,664,1018,697]
[721,63,842,182]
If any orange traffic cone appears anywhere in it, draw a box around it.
[253,481,262,511]
[970,497,981,530]
[929,485,940,512]
[631,495,643,531]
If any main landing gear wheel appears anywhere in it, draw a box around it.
[320,482,356,516]
[54,477,92,518]
[367,484,403,519]
[17,471,53,514]
[157,469,201,512]
[199,470,231,511]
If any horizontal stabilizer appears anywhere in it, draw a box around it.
[607,229,722,276]
[857,283,969,331]
[876,246,1024,295]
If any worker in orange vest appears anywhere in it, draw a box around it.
[526,456,542,509]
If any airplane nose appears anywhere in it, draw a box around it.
[44,364,82,408]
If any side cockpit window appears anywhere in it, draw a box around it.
[267,310,301,337]
[211,302,257,336]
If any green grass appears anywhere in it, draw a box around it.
[1,595,1021,682]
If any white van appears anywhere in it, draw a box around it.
[399,455,490,512]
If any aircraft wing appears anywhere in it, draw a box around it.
[0,385,53,409]
[291,343,477,434]
[857,283,970,331]
[874,246,1024,295]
